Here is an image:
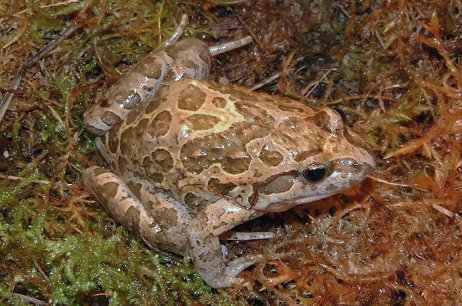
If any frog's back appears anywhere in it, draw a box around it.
[98,79,351,213]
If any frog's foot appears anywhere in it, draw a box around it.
[222,231,276,241]
[82,166,185,252]
[209,36,253,56]
[162,14,188,46]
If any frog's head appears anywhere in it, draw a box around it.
[250,107,376,212]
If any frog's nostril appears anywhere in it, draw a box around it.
[330,158,362,174]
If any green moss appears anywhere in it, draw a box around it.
[51,74,75,102]
[0,285,30,306]
[39,116,57,142]
[0,171,40,205]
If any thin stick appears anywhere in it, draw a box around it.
[368,175,430,192]
[432,203,454,218]
[209,36,253,56]
[236,14,265,52]
[0,25,79,123]
[223,231,275,241]
[33,259,50,282]
[12,293,47,306]
[157,0,165,45]
[0,174,50,185]
[162,14,188,46]
[251,73,280,91]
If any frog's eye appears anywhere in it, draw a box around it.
[302,163,328,183]
[332,107,347,122]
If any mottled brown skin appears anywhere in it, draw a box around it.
[83,33,376,288]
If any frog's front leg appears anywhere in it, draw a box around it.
[188,199,258,288]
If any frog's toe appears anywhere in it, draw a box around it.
[226,254,263,276]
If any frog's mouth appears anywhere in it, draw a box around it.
[262,193,337,213]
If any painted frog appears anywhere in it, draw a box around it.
[82,15,376,288]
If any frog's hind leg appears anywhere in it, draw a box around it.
[83,14,189,136]
[162,14,188,46]
[82,166,190,253]
[83,14,253,136]
[209,36,253,56]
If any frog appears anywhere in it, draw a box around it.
[82,14,376,288]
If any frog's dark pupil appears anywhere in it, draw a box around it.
[332,107,347,122]
[303,166,327,182]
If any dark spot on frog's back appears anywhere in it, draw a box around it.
[125,104,144,125]
[147,111,172,138]
[136,118,149,133]
[208,178,237,195]
[186,114,220,130]
[152,149,174,172]
[235,101,274,123]
[120,127,135,156]
[108,133,119,154]
[278,104,305,113]
[222,86,258,102]
[222,154,251,174]
[259,147,283,167]
[144,95,164,115]
[178,84,206,111]
[212,96,226,108]
[205,82,258,102]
